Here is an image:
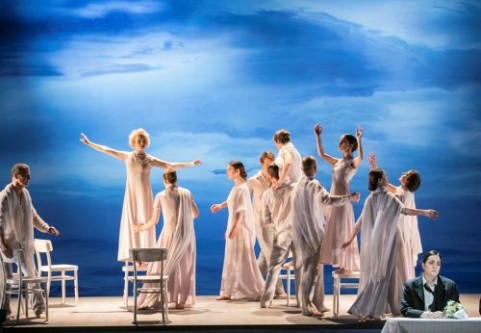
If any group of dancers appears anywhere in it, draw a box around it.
[78,126,438,319]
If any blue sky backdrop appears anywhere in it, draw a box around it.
[1,0,480,296]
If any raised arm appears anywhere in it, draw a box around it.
[151,157,202,170]
[313,124,338,166]
[80,133,127,161]
[353,127,364,168]
[368,153,396,193]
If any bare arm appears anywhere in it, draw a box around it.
[369,153,396,193]
[191,197,199,219]
[228,212,242,239]
[135,206,162,232]
[403,207,438,219]
[80,133,127,161]
[210,201,227,213]
[313,124,338,166]
[353,127,364,168]
[342,221,361,248]
[32,207,60,236]
[151,158,202,170]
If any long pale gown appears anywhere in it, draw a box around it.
[138,186,196,308]
[348,188,407,318]
[219,183,264,299]
[117,152,156,262]
[395,187,422,282]
[320,156,360,271]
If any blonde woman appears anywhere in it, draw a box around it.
[80,129,201,262]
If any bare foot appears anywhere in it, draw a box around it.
[175,303,185,309]
[276,293,288,299]
[216,295,231,300]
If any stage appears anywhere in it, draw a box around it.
[2,294,480,332]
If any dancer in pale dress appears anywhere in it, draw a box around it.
[369,153,423,282]
[80,129,201,262]
[247,151,285,298]
[343,170,438,320]
[292,156,360,316]
[211,161,264,300]
[134,170,199,309]
[315,124,363,273]
[273,129,302,187]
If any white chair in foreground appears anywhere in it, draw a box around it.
[123,262,147,307]
[34,239,79,305]
[129,248,169,325]
[4,249,49,323]
[332,270,360,316]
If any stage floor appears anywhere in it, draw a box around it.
[2,294,480,332]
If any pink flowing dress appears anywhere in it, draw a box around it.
[117,152,156,262]
[320,156,360,271]
[138,186,196,308]
[219,183,264,299]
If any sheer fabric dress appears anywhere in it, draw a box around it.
[320,156,360,271]
[138,187,196,308]
[117,152,156,261]
[219,183,264,299]
[348,188,407,318]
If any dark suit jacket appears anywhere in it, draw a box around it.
[400,275,460,318]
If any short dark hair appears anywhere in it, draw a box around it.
[273,129,291,144]
[266,163,280,180]
[368,169,384,191]
[11,163,30,178]
[344,134,358,152]
[422,250,441,264]
[405,170,421,192]
[163,170,177,185]
[229,161,247,180]
[302,156,316,176]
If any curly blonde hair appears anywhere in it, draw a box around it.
[128,128,150,149]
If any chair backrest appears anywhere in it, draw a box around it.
[34,239,53,276]
[130,248,167,263]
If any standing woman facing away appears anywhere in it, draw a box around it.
[80,129,201,262]
[210,161,264,301]
[135,170,199,310]
[315,124,363,273]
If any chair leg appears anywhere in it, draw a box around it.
[61,271,66,304]
[74,269,79,305]
[286,268,291,306]
[123,263,129,307]
[44,286,49,323]
[16,287,22,324]
[133,281,137,325]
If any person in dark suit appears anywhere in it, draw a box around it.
[401,250,460,318]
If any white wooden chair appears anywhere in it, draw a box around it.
[129,248,169,325]
[332,270,360,316]
[122,262,147,307]
[4,249,49,323]
[279,260,296,306]
[34,239,79,305]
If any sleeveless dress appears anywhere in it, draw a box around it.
[320,156,360,271]
[117,152,156,261]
